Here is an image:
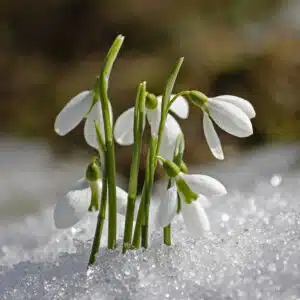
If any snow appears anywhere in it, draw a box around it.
[1,140,300,299]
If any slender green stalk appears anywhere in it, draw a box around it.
[88,171,108,266]
[163,225,171,245]
[156,57,184,153]
[122,82,146,253]
[132,171,147,248]
[88,121,108,267]
[162,179,173,245]
[93,120,106,154]
[141,136,157,248]
[132,58,185,248]
[132,138,151,248]
[98,35,124,249]
[177,193,182,214]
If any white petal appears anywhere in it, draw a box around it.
[114,107,135,145]
[181,200,210,238]
[54,91,93,136]
[203,112,224,160]
[84,101,113,149]
[156,186,178,227]
[148,201,160,235]
[146,105,162,137]
[179,173,227,196]
[165,114,183,140]
[196,194,210,208]
[159,114,183,161]
[213,95,256,119]
[53,178,96,229]
[116,186,128,216]
[169,95,189,119]
[207,100,253,137]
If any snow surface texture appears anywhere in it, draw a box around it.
[1,141,300,300]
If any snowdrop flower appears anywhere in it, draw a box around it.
[114,94,189,160]
[54,90,112,150]
[53,177,128,229]
[156,172,227,238]
[187,91,255,160]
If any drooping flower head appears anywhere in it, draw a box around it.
[186,91,256,160]
[54,156,127,229]
[54,89,112,151]
[156,158,227,238]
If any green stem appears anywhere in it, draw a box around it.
[141,137,157,248]
[122,82,146,253]
[122,193,136,252]
[133,58,184,248]
[162,179,172,245]
[94,121,106,154]
[132,136,151,249]
[132,185,146,248]
[177,193,182,214]
[132,137,151,249]
[88,171,108,266]
[156,57,184,154]
[99,35,124,249]
[163,224,171,245]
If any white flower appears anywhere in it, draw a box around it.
[156,186,178,227]
[114,95,189,160]
[203,95,256,160]
[54,90,112,150]
[53,177,128,229]
[156,173,226,238]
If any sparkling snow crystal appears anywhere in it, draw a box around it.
[1,142,300,299]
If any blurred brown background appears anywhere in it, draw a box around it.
[1,0,300,179]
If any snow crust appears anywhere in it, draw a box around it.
[1,141,300,299]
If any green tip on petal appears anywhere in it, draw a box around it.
[162,159,181,178]
[175,177,198,204]
[85,158,101,182]
[145,93,158,110]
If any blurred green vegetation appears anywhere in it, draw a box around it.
[1,0,300,177]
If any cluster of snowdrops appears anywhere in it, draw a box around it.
[53,35,256,266]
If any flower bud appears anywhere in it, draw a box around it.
[85,157,101,182]
[145,92,158,110]
[175,177,198,204]
[186,90,208,108]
